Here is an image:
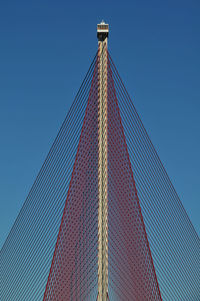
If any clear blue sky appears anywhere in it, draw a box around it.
[0,0,199,249]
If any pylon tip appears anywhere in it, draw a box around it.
[97,21,109,41]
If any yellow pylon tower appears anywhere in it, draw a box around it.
[97,21,109,301]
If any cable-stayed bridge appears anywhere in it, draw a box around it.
[1,22,200,301]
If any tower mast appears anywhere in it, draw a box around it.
[97,21,109,301]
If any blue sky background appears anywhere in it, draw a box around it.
[0,0,199,249]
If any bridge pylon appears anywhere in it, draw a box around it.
[97,21,109,301]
